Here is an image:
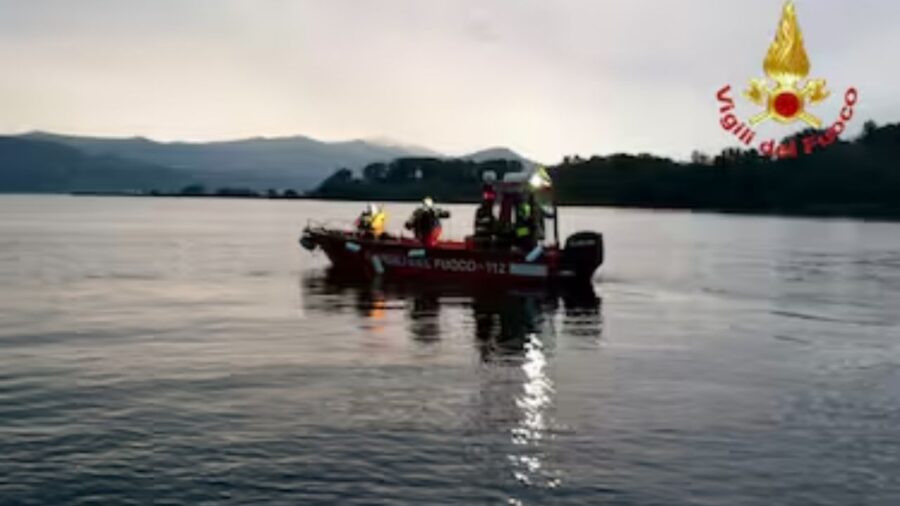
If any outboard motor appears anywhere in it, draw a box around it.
[299,228,317,251]
[561,232,604,281]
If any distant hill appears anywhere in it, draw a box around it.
[462,147,539,169]
[313,156,527,202]
[0,137,190,193]
[0,132,535,194]
[8,131,536,193]
[20,132,442,191]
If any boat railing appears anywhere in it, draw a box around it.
[305,217,422,242]
[306,218,355,231]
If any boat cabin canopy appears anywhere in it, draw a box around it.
[483,167,560,247]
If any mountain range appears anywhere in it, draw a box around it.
[0,132,536,193]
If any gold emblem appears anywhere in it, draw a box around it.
[744,1,829,127]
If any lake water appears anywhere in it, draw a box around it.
[1,195,899,505]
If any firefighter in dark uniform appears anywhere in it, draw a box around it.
[405,197,450,246]
[473,183,497,248]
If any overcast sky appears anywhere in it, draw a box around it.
[1,0,897,162]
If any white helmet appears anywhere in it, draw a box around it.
[423,197,434,208]
[367,203,378,214]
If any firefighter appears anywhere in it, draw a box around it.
[405,197,450,246]
[514,197,538,251]
[473,184,497,248]
[356,203,386,237]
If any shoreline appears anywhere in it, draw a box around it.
[31,191,895,223]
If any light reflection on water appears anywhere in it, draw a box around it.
[303,271,601,502]
[510,333,561,490]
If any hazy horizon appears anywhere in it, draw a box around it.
[2,0,898,163]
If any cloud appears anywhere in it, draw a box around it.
[0,0,896,162]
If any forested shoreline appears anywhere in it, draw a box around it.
[312,121,900,220]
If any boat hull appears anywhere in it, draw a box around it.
[300,227,594,285]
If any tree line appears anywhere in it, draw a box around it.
[312,120,900,219]
[314,158,524,202]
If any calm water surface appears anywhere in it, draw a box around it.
[1,195,899,505]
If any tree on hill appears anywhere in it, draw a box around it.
[309,120,900,219]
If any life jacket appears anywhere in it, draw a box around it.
[515,203,533,238]
[370,210,386,235]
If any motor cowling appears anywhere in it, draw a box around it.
[299,229,317,251]
[562,231,604,280]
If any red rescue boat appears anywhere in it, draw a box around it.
[299,171,604,285]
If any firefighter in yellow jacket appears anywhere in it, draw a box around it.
[356,203,386,237]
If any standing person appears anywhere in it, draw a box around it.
[405,197,450,246]
[514,197,537,251]
[369,204,386,237]
[473,187,497,248]
[356,203,387,238]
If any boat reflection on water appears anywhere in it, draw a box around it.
[300,269,603,497]
[301,268,602,355]
[469,283,600,360]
